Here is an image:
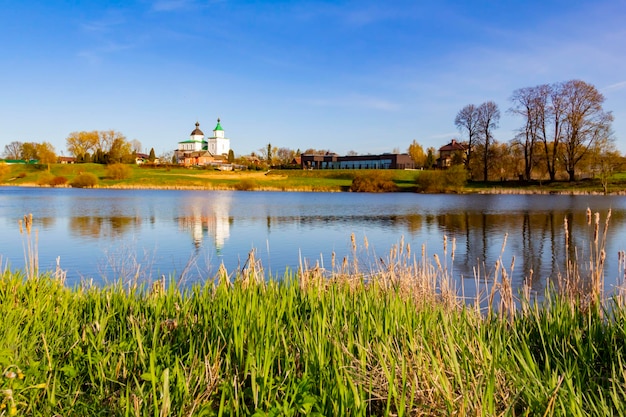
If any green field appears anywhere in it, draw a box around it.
[1,162,626,194]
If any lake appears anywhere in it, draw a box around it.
[1,187,625,297]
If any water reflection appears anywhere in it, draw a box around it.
[176,193,232,252]
[70,216,142,238]
[1,188,625,293]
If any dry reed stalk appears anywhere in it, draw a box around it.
[18,213,38,279]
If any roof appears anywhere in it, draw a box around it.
[190,122,204,136]
[179,139,205,144]
[439,139,467,152]
[214,118,223,131]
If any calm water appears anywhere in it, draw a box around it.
[1,187,625,296]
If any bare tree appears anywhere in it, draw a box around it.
[131,139,143,153]
[509,85,549,180]
[476,101,500,181]
[2,141,23,159]
[276,147,297,165]
[560,80,614,181]
[454,104,480,170]
[544,82,569,180]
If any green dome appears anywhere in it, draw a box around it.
[214,117,223,131]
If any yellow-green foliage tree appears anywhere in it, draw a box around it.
[36,142,57,170]
[66,131,99,160]
[408,140,426,168]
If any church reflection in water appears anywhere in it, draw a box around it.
[177,193,232,253]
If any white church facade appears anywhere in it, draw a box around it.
[176,118,231,167]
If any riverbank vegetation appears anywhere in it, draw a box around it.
[2,212,626,415]
[2,162,626,194]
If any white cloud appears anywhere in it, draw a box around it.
[603,81,626,93]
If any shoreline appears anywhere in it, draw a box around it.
[2,182,625,195]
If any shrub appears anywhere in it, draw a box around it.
[36,172,55,186]
[443,165,468,191]
[70,172,98,188]
[415,170,443,193]
[350,171,398,192]
[415,165,468,193]
[17,172,27,178]
[105,163,131,180]
[49,176,68,186]
[235,179,257,191]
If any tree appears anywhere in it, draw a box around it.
[259,143,278,167]
[228,149,235,163]
[107,137,133,164]
[425,147,436,168]
[66,131,99,159]
[21,142,38,161]
[476,101,500,181]
[276,147,297,166]
[148,148,156,162]
[36,142,57,169]
[408,140,426,167]
[131,139,143,153]
[560,80,614,181]
[509,85,549,180]
[455,104,480,169]
[586,139,622,194]
[2,141,23,159]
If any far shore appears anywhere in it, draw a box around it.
[1,162,625,195]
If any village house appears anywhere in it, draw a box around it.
[175,118,231,167]
[437,139,468,168]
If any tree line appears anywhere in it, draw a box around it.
[407,79,619,182]
[1,131,158,166]
[2,79,618,179]
[456,79,617,182]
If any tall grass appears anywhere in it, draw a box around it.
[1,211,625,415]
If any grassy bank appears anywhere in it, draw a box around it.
[2,213,626,415]
[2,162,626,193]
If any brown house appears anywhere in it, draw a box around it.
[57,156,76,164]
[437,139,468,168]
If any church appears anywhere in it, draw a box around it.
[175,118,231,166]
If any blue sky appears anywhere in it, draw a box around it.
[1,0,625,157]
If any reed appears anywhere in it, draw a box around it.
[1,211,625,415]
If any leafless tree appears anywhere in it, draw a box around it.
[476,101,500,181]
[509,85,549,180]
[560,80,614,181]
[2,141,23,159]
[454,104,480,170]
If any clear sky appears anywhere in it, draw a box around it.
[1,0,625,157]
